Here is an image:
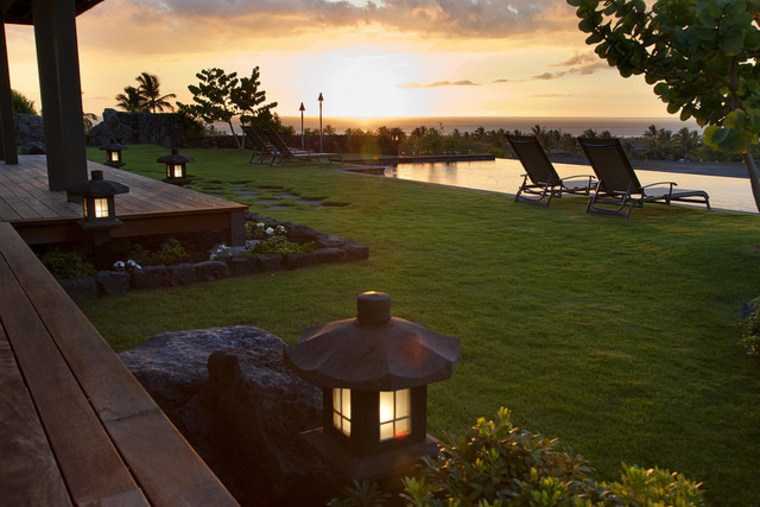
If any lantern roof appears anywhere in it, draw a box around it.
[100,141,126,152]
[285,292,460,391]
[68,170,129,198]
[157,148,193,165]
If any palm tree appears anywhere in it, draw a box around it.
[135,72,176,113]
[115,86,143,112]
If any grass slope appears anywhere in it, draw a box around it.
[85,145,760,504]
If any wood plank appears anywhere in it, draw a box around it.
[0,246,149,505]
[0,223,238,506]
[0,324,72,506]
[106,411,239,506]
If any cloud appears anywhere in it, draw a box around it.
[402,79,481,88]
[532,71,565,80]
[551,51,597,67]
[127,0,563,38]
[547,51,610,76]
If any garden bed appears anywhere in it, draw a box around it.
[51,212,369,302]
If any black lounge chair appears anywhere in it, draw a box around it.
[262,127,342,167]
[578,137,710,218]
[242,125,277,164]
[506,134,595,207]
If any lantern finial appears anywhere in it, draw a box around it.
[357,291,391,326]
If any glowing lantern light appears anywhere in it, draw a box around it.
[101,141,126,168]
[68,169,129,231]
[157,148,193,186]
[285,291,460,480]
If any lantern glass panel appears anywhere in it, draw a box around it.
[172,164,184,178]
[109,151,120,162]
[379,388,411,442]
[332,388,352,437]
[94,198,109,218]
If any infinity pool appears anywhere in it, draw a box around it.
[384,158,756,214]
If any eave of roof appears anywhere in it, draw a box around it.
[2,0,105,25]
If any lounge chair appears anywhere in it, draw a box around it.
[242,125,277,164]
[262,127,342,166]
[506,134,595,207]
[577,137,710,218]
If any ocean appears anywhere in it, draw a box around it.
[279,116,702,138]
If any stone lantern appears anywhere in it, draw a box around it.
[158,148,192,186]
[67,169,129,231]
[284,291,460,480]
[101,141,126,168]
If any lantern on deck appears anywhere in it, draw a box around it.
[68,170,129,231]
[158,148,192,186]
[101,141,126,168]
[285,291,460,480]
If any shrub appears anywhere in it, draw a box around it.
[41,250,95,279]
[331,407,703,506]
[739,297,760,359]
[127,238,188,266]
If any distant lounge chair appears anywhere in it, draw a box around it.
[262,127,342,167]
[242,125,277,164]
[506,134,595,207]
[578,137,710,218]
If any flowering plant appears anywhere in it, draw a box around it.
[246,221,287,240]
[113,259,142,272]
[209,243,235,261]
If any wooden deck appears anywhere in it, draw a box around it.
[0,222,238,505]
[0,155,247,245]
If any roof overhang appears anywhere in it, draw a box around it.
[2,0,105,25]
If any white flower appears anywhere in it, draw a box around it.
[277,225,287,234]
[113,260,125,270]
[265,227,275,236]
[256,222,265,228]
[126,259,142,270]
[210,243,233,261]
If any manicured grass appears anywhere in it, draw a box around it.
[85,145,760,504]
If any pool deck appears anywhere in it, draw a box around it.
[384,157,757,214]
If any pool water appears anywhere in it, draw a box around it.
[386,159,756,214]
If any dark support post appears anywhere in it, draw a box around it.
[32,0,87,191]
[0,19,17,165]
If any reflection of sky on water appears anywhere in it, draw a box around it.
[389,159,756,214]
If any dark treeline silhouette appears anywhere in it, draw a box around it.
[285,122,746,163]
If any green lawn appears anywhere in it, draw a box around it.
[84,145,760,504]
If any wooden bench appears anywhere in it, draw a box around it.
[0,221,238,506]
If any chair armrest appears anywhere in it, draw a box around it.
[641,181,677,189]
[560,174,595,181]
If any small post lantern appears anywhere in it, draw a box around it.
[101,141,126,168]
[285,291,460,480]
[67,170,129,231]
[299,102,306,150]
[318,92,324,152]
[158,148,193,186]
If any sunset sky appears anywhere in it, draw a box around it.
[4,0,675,126]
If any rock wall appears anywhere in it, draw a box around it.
[87,108,184,147]
[15,113,45,153]
[120,327,339,506]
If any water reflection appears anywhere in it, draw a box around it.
[387,159,756,214]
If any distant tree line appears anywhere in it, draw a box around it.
[321,122,746,163]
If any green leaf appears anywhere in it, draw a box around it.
[720,31,746,55]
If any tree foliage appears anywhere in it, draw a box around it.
[115,72,176,113]
[135,72,176,113]
[180,66,278,148]
[567,0,760,210]
[12,89,37,115]
[115,85,143,112]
